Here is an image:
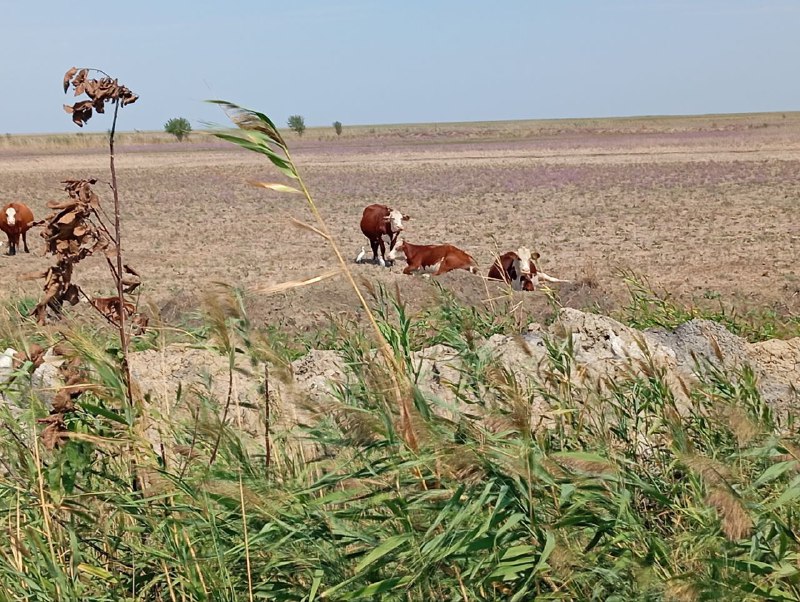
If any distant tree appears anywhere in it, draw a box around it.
[288,115,306,136]
[333,121,343,136]
[164,117,192,141]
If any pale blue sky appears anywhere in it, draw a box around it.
[2,0,798,134]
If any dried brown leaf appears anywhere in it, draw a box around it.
[248,269,342,295]
[66,100,93,127]
[73,69,87,88]
[90,296,135,323]
[38,415,67,449]
[19,270,48,281]
[123,264,140,277]
[47,199,78,210]
[249,180,302,194]
[57,210,79,224]
[290,217,330,240]
[52,389,76,413]
[63,67,78,93]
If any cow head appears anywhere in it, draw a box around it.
[513,247,540,277]
[512,247,541,291]
[386,238,406,262]
[383,209,408,233]
[5,207,16,226]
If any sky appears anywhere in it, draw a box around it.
[1,0,799,134]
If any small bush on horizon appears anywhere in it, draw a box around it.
[287,114,305,136]
[164,117,192,141]
[333,120,342,136]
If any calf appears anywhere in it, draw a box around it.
[359,203,410,266]
[0,202,34,256]
[488,247,570,291]
[387,238,478,276]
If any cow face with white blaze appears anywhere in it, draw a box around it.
[5,208,16,226]
[381,210,410,262]
[512,247,541,291]
[383,209,407,234]
[513,247,532,278]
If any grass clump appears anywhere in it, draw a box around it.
[617,269,800,342]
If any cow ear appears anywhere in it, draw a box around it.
[403,214,411,221]
[383,216,391,221]
[532,252,540,260]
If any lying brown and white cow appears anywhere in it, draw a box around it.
[488,247,570,291]
[387,238,479,276]
[358,203,410,267]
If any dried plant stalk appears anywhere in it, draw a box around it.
[57,66,141,405]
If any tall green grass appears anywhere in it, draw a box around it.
[1,285,800,600]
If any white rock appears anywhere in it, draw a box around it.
[0,348,18,384]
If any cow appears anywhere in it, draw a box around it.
[0,202,34,256]
[488,247,570,291]
[358,203,410,267]
[386,238,479,276]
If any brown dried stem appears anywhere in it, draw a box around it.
[108,98,133,406]
[264,364,271,473]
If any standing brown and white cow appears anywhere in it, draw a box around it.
[358,203,410,266]
[0,202,34,256]
[387,238,479,276]
[488,247,570,291]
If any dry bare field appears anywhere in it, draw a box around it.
[1,112,799,332]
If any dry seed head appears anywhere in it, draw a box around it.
[549,453,617,476]
[705,487,753,541]
[722,405,761,446]
[325,403,386,446]
[665,580,701,602]
[681,453,731,485]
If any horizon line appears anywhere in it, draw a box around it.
[5,108,799,137]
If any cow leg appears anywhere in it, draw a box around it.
[433,258,454,276]
[403,262,419,275]
[376,238,387,267]
[385,233,398,266]
[370,239,380,263]
[538,271,570,283]
[22,230,29,253]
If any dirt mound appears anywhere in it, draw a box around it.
[5,309,797,459]
[124,310,799,456]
